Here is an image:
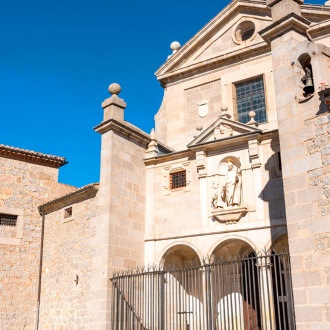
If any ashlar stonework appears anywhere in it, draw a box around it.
[1,0,330,329]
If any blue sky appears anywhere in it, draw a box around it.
[0,0,323,187]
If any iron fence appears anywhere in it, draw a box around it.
[110,251,295,330]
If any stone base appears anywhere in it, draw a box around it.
[211,207,248,224]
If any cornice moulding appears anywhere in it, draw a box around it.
[260,13,311,43]
[94,119,151,147]
[158,44,271,84]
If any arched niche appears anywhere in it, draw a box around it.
[217,155,241,176]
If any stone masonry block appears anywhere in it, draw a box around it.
[311,323,330,330]
[289,236,314,254]
[308,286,330,305]
[281,144,306,162]
[284,173,309,193]
[291,153,322,176]
[296,186,323,204]
[294,305,322,322]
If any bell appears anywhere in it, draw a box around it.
[303,76,314,95]
[304,77,313,87]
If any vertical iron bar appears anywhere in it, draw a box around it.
[274,255,282,330]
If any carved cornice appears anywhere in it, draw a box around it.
[259,13,311,43]
[157,44,271,85]
[94,119,151,148]
[308,20,330,40]
[0,144,67,168]
[144,150,193,166]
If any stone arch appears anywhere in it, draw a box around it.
[265,228,289,252]
[159,242,202,267]
[208,235,258,261]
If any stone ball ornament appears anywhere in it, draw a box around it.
[249,110,256,118]
[170,41,181,52]
[108,83,121,95]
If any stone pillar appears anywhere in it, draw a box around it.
[91,83,148,328]
[257,257,276,330]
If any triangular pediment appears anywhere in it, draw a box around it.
[156,0,272,82]
[187,116,260,148]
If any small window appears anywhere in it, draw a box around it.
[170,171,186,190]
[0,213,18,227]
[235,76,267,124]
[64,207,73,219]
[272,152,282,178]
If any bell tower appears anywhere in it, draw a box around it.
[261,0,330,328]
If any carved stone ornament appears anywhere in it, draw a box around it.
[211,207,248,224]
[210,158,247,223]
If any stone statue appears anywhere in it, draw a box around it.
[212,160,241,209]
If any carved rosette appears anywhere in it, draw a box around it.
[211,207,248,224]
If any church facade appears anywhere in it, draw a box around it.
[1,0,330,329]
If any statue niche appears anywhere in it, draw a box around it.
[211,158,247,224]
[212,159,242,209]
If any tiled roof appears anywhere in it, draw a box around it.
[0,144,67,168]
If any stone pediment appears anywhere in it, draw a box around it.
[187,116,260,148]
[155,1,272,83]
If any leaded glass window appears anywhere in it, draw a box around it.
[235,76,267,124]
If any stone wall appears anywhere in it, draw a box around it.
[38,191,99,329]
[0,156,75,330]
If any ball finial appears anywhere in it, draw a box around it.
[170,41,181,52]
[248,110,256,118]
[108,83,121,95]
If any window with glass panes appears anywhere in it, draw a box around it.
[235,76,266,124]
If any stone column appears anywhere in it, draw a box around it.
[257,257,276,330]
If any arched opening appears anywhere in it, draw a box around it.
[299,53,314,97]
[270,235,294,329]
[161,245,202,329]
[211,239,261,330]
[162,244,201,267]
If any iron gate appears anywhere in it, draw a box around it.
[110,252,295,329]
